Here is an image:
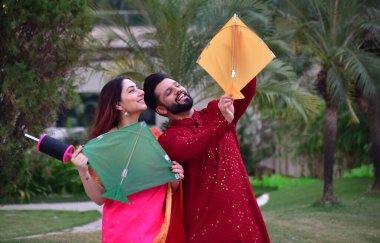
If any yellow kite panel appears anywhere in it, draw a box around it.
[197,14,275,99]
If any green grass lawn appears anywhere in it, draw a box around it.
[0,210,101,241]
[262,177,380,242]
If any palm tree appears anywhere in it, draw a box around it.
[354,5,380,192]
[95,0,320,115]
[98,0,271,86]
[277,0,380,202]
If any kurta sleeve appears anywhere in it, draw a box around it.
[159,102,232,164]
[233,77,257,124]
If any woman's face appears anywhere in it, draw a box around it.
[117,79,147,115]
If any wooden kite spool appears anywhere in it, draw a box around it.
[25,133,74,163]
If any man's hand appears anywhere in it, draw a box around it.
[218,95,234,123]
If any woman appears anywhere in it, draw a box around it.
[71,77,184,243]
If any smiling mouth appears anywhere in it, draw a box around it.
[175,91,187,103]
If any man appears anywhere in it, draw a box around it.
[144,73,270,242]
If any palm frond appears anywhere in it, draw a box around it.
[344,48,380,97]
[326,66,347,105]
[255,79,322,121]
[257,60,322,121]
[278,0,380,119]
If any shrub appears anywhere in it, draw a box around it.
[342,164,374,178]
[4,148,85,203]
[250,174,317,190]
[0,0,93,198]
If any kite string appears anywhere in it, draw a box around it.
[120,123,144,185]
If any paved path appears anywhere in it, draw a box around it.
[0,201,103,212]
[0,193,269,234]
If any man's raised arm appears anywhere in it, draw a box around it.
[233,77,257,123]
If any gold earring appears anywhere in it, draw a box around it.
[124,111,128,117]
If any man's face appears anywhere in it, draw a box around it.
[154,78,193,115]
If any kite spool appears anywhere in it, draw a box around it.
[25,133,74,163]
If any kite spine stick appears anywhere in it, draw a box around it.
[120,122,144,185]
[231,13,237,78]
[231,13,238,97]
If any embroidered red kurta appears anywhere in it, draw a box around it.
[158,78,270,242]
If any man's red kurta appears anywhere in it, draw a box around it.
[158,78,270,242]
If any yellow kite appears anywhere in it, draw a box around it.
[197,14,275,99]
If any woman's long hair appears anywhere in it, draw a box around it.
[89,77,125,139]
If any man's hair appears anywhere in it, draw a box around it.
[143,72,169,110]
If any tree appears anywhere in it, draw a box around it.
[0,0,93,198]
[354,5,380,192]
[94,0,321,176]
[96,0,320,114]
[277,0,380,203]
[97,0,270,87]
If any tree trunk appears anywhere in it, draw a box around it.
[355,92,380,193]
[367,95,380,193]
[320,103,338,204]
[315,70,339,204]
[359,32,380,192]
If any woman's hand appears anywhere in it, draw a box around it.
[71,145,88,174]
[218,95,234,123]
[171,161,184,180]
[71,146,105,205]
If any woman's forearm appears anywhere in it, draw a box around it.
[78,169,106,205]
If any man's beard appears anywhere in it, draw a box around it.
[165,93,193,114]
